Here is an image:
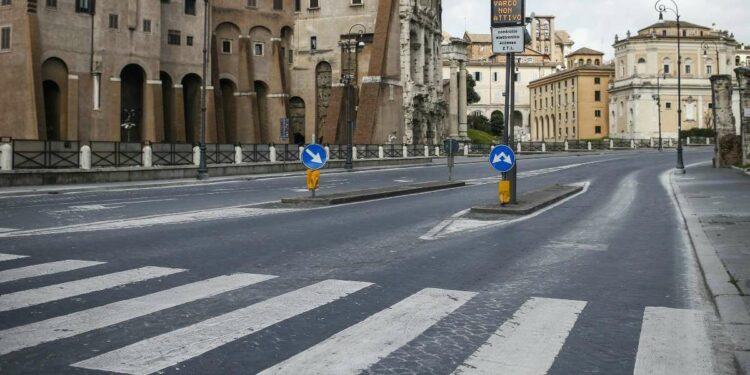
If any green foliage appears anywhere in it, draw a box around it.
[466,73,481,105]
[468,113,491,133]
[468,129,497,144]
[490,111,504,135]
[680,128,715,139]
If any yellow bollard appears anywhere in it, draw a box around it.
[306,169,320,194]
[499,180,510,205]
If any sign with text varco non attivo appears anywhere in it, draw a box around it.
[491,0,525,27]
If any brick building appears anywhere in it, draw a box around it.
[0,0,444,146]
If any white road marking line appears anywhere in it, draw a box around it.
[0,253,28,262]
[633,307,715,375]
[72,279,373,375]
[421,182,590,240]
[0,206,293,238]
[0,273,276,355]
[0,260,105,283]
[0,266,184,312]
[0,228,18,233]
[260,288,476,375]
[454,297,586,375]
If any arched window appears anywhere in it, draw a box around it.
[586,58,592,65]
[620,60,625,77]
[594,59,600,65]
[578,59,584,66]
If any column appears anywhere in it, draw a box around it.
[737,68,750,166]
[458,61,468,139]
[449,62,459,138]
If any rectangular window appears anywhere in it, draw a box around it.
[254,43,264,56]
[666,102,672,109]
[294,0,301,11]
[310,36,317,50]
[664,64,670,74]
[706,65,713,75]
[0,26,10,51]
[595,110,602,117]
[309,0,319,9]
[75,0,93,14]
[187,36,194,46]
[0,0,10,5]
[685,65,691,74]
[288,49,294,64]
[351,0,363,5]
[222,39,232,54]
[594,77,601,84]
[474,71,481,81]
[247,0,257,7]
[143,19,151,33]
[493,72,498,81]
[185,0,196,15]
[108,14,118,29]
[46,0,57,8]
[273,0,282,10]
[168,30,181,45]
[595,91,601,101]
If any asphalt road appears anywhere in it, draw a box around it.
[0,148,736,374]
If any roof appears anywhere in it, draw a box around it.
[528,64,615,86]
[567,47,604,57]
[464,33,491,43]
[638,20,710,32]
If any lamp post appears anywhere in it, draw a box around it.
[341,24,366,171]
[701,39,721,75]
[703,39,721,158]
[652,69,666,151]
[656,0,685,173]
[197,0,210,180]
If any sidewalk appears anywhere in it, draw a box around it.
[670,164,750,373]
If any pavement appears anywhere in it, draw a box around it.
[670,163,750,373]
[0,148,742,374]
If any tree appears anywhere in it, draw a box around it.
[490,111,504,135]
[466,73,481,105]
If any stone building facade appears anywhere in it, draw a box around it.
[0,0,444,146]
[529,58,615,141]
[609,21,739,139]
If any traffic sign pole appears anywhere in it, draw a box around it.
[509,53,517,204]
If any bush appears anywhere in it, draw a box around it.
[490,112,504,135]
[681,128,715,139]
[468,129,497,144]
[468,113,491,133]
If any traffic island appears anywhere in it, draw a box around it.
[280,181,466,206]
[470,184,583,216]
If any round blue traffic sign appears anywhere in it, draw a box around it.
[489,145,516,173]
[301,144,328,170]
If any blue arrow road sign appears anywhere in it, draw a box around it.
[301,144,328,170]
[489,145,516,173]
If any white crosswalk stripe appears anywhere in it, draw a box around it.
[0,253,28,262]
[0,266,184,312]
[453,297,586,375]
[0,260,104,284]
[260,288,477,375]
[0,273,276,355]
[71,279,373,375]
[633,307,715,375]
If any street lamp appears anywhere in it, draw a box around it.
[197,0,210,180]
[341,24,366,171]
[652,69,667,151]
[701,38,721,74]
[655,0,685,173]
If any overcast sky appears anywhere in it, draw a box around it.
[442,0,750,59]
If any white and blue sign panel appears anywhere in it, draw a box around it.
[301,144,328,170]
[489,145,516,172]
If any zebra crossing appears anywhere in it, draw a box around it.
[0,252,717,374]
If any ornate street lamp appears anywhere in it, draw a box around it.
[655,0,685,173]
[341,24,366,171]
[197,0,210,180]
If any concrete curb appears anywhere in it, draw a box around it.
[280,181,466,205]
[469,185,584,216]
[668,170,750,373]
[731,166,750,176]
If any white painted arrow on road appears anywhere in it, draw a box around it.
[305,149,323,164]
